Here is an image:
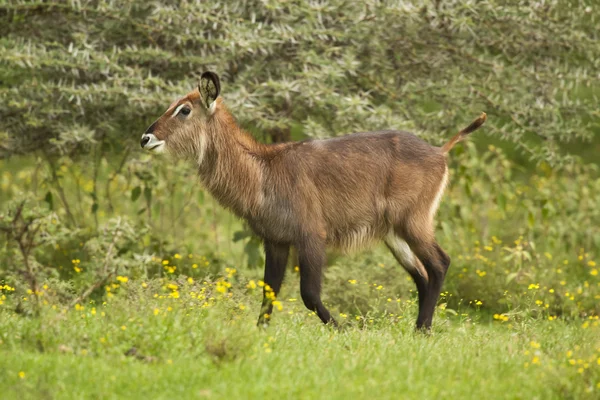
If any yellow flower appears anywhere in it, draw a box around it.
[348,279,357,284]
[225,268,237,278]
[174,253,181,259]
[528,283,539,290]
[493,314,509,322]
[588,261,596,267]
[590,269,598,276]
[18,371,25,379]
[246,280,257,289]
[192,264,198,269]
[141,282,148,288]
[116,276,128,283]
[530,341,541,349]
[74,266,82,273]
[162,260,169,265]
[153,308,160,316]
[187,277,194,284]
[216,285,227,294]
[272,300,283,311]
[121,325,126,330]
[475,300,483,306]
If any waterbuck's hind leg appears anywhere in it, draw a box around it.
[406,239,451,330]
[257,241,290,326]
[385,233,429,329]
[297,235,338,327]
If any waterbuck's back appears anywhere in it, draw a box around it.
[258,130,448,250]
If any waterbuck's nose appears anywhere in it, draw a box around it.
[140,135,151,148]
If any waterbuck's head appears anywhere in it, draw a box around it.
[140,72,221,159]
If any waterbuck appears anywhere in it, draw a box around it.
[141,72,486,330]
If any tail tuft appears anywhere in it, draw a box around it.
[441,112,487,154]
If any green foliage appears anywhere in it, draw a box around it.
[1,0,598,163]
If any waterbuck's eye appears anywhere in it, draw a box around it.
[173,104,191,118]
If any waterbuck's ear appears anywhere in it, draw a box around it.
[198,71,221,112]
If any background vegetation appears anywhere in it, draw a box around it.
[1,1,599,398]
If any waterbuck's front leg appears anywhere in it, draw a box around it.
[257,241,290,326]
[297,235,338,327]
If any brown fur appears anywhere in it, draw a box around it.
[143,76,486,330]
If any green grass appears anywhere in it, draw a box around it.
[1,284,599,400]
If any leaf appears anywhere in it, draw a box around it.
[505,272,519,284]
[233,230,252,242]
[143,187,152,204]
[131,186,141,202]
[497,193,506,211]
[44,191,53,210]
[245,237,264,269]
[528,211,535,228]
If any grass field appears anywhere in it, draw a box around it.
[1,269,600,400]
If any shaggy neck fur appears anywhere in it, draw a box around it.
[192,102,267,218]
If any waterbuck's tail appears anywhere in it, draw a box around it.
[441,112,487,154]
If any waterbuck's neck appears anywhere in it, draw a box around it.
[196,106,267,218]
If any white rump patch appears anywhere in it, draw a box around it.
[429,167,449,221]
